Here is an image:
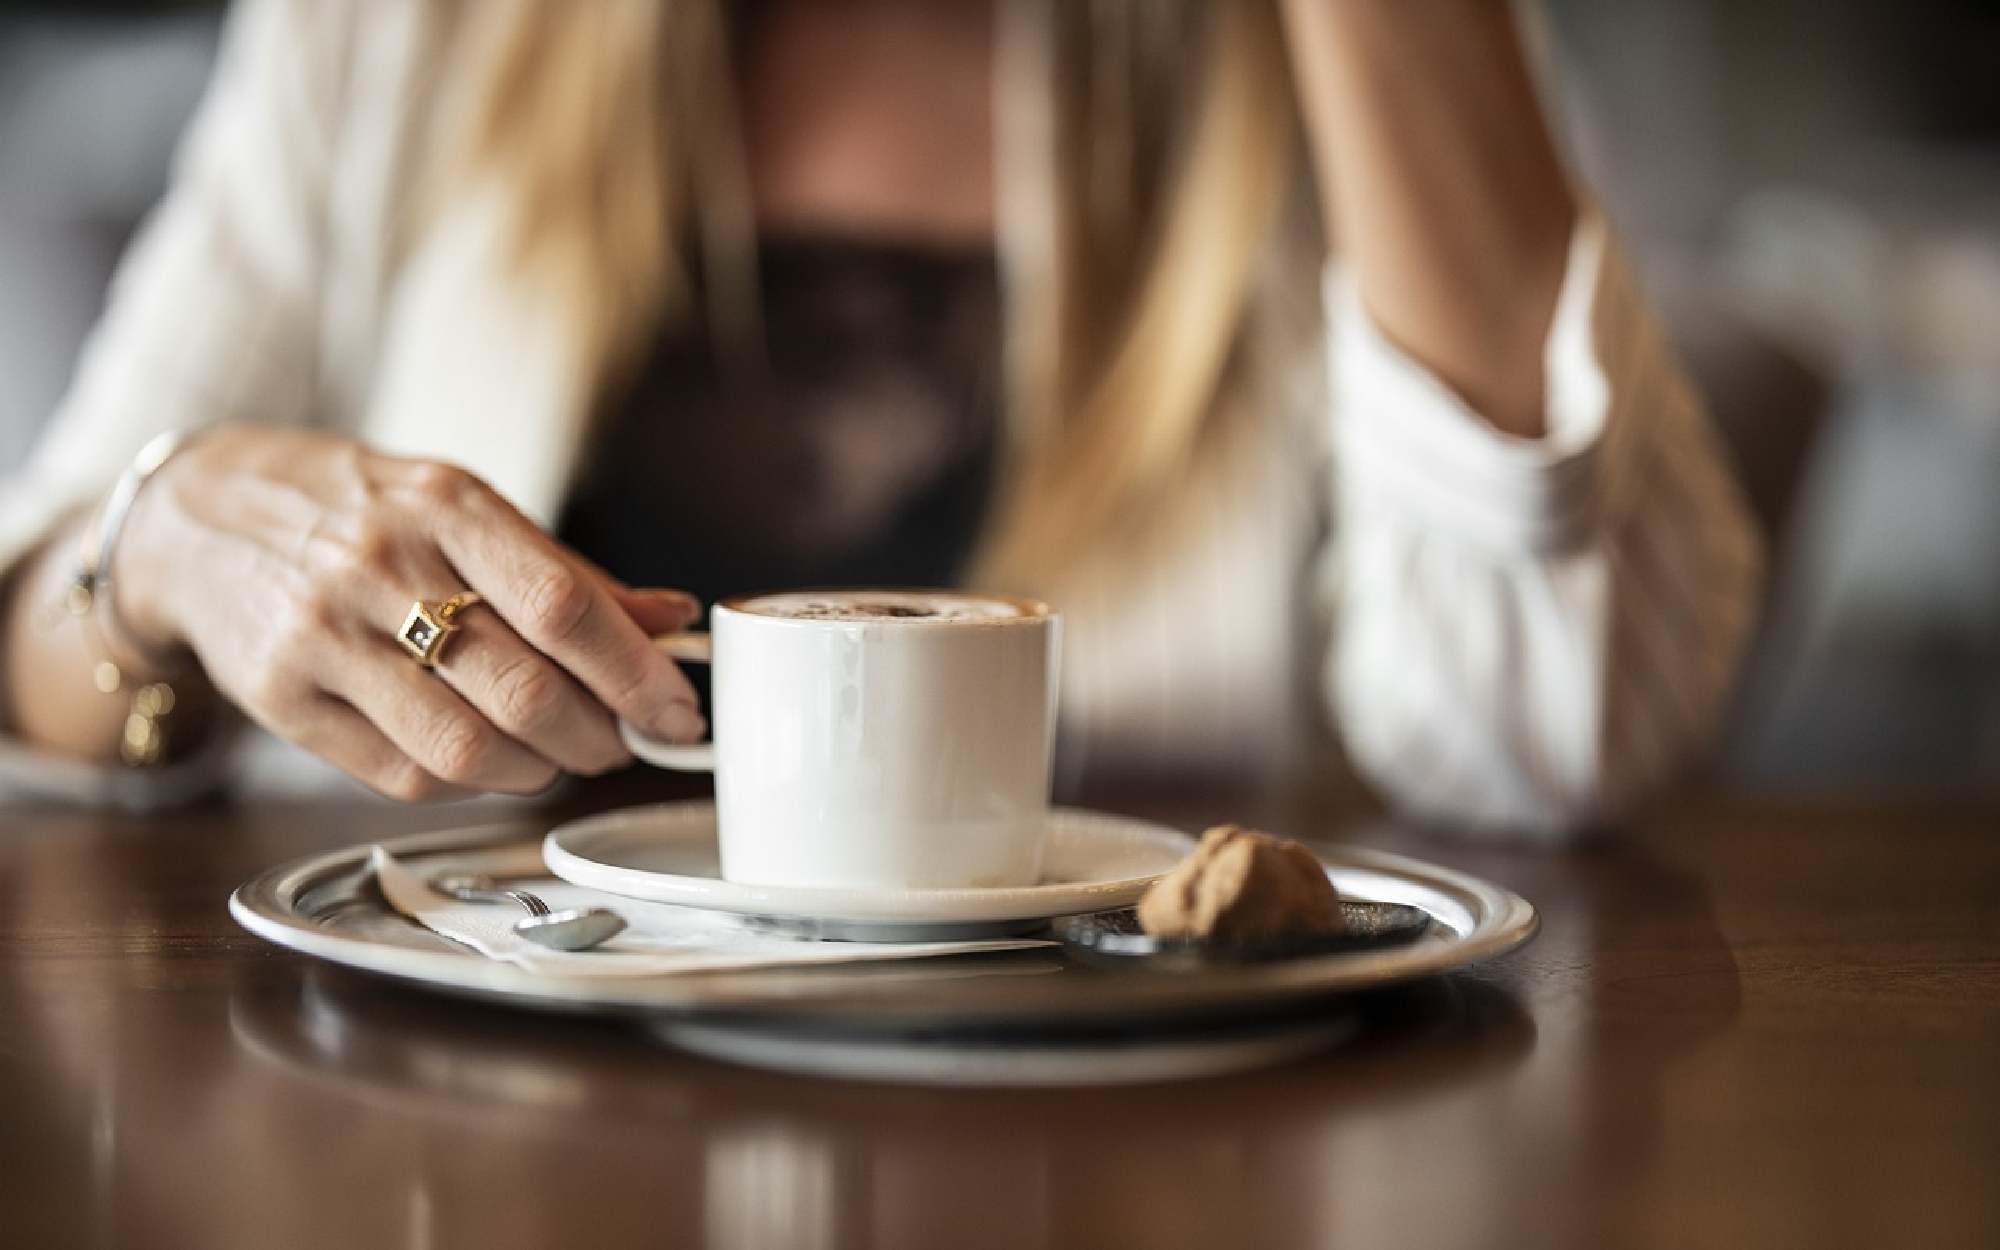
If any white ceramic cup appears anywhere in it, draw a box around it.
[621,590,1061,890]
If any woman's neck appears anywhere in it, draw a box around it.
[742,0,996,247]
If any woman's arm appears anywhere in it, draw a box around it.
[0,517,201,760]
[0,2,706,798]
[1280,4,1766,834]
[1280,0,1575,438]
[0,0,341,775]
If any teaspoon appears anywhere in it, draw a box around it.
[1053,899,1432,971]
[431,874,628,952]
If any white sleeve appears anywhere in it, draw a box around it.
[1323,214,1764,837]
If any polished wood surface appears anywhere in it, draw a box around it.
[2,775,1994,1249]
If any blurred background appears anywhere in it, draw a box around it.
[2,0,1996,792]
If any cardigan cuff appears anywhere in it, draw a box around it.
[1328,214,1627,556]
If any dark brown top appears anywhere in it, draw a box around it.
[557,234,1003,607]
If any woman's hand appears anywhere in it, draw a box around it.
[111,427,704,799]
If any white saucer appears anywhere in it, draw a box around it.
[542,801,1194,939]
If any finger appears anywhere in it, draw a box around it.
[327,545,631,776]
[611,587,703,638]
[432,606,631,776]
[288,694,469,804]
[430,494,705,742]
[319,642,560,796]
[568,548,708,624]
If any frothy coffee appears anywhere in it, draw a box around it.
[736,590,1035,623]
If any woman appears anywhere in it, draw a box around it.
[0,0,1761,833]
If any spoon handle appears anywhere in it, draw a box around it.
[431,875,553,917]
[496,888,552,917]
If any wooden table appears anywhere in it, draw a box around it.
[2,775,1994,1249]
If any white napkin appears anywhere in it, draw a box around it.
[371,847,1051,979]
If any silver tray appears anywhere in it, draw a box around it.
[230,820,1538,1032]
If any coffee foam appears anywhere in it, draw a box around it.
[736,590,1033,623]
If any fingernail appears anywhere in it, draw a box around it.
[657,700,706,743]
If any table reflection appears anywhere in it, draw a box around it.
[209,968,1532,1249]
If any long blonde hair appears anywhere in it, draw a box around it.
[449,0,1299,593]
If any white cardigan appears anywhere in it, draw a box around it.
[0,1,1763,834]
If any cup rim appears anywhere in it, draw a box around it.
[715,588,1054,628]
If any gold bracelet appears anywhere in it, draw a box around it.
[62,430,205,767]
[61,578,180,767]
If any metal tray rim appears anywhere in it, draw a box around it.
[229,813,1539,1028]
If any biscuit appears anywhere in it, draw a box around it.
[1136,824,1342,943]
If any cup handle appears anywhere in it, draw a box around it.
[620,632,715,771]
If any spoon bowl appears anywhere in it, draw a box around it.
[513,906,629,952]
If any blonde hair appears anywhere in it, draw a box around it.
[448,0,1298,594]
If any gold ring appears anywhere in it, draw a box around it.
[397,592,484,669]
